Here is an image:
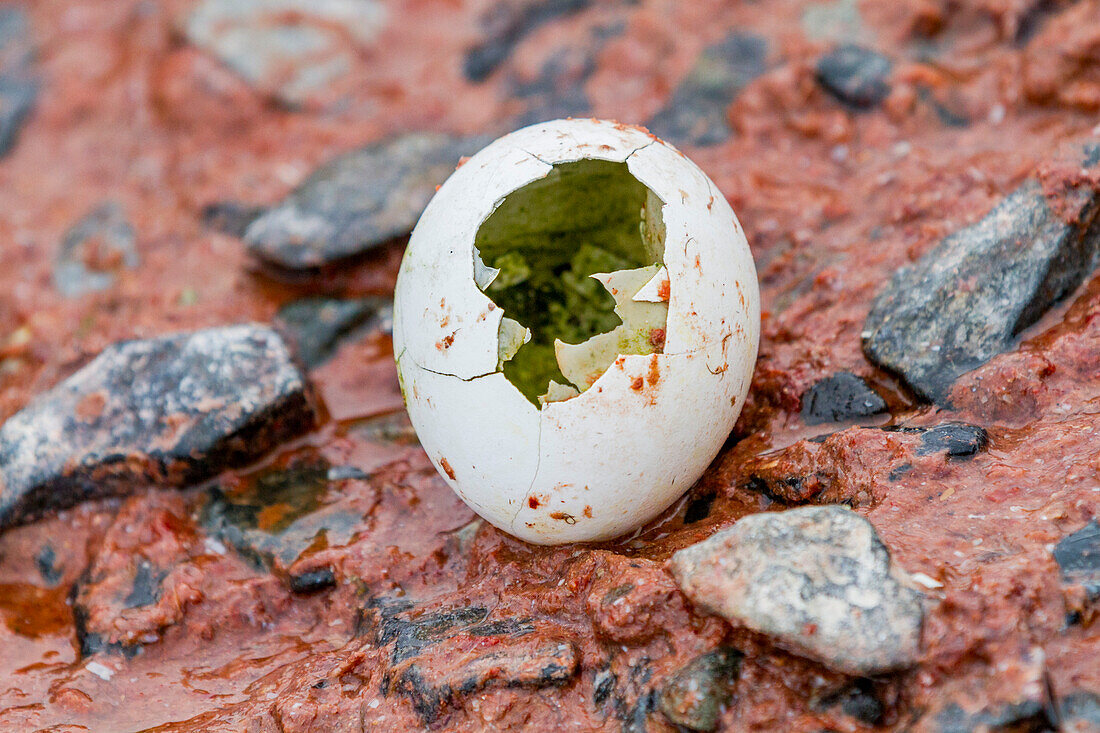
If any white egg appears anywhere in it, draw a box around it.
[392,118,759,545]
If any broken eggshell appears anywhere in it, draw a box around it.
[393,118,759,544]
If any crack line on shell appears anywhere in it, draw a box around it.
[509,414,542,534]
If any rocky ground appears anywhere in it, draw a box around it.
[0,0,1098,730]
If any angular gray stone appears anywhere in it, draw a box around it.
[0,324,314,528]
[815,44,892,110]
[670,505,924,675]
[0,5,36,158]
[183,0,386,106]
[647,33,767,147]
[1054,520,1100,602]
[863,172,1100,403]
[52,202,138,297]
[659,648,742,732]
[275,296,390,368]
[244,132,491,271]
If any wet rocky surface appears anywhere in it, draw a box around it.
[647,33,768,147]
[1,0,1099,730]
[671,506,924,675]
[0,324,313,528]
[1054,520,1100,622]
[742,422,988,506]
[361,597,578,725]
[0,5,35,158]
[863,154,1100,403]
[244,132,491,271]
[814,44,892,110]
[52,202,138,298]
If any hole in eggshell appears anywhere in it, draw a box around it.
[471,159,668,406]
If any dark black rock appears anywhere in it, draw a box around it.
[863,175,1100,403]
[671,506,924,675]
[658,648,743,731]
[913,423,989,457]
[1058,692,1100,731]
[593,668,617,706]
[683,492,716,523]
[201,201,267,238]
[201,457,365,571]
[0,324,314,528]
[288,567,336,594]
[648,33,768,147]
[275,296,389,369]
[814,44,892,110]
[244,132,491,271]
[52,202,139,297]
[0,6,36,158]
[1054,520,1100,601]
[819,679,884,726]
[800,372,887,424]
[463,0,591,83]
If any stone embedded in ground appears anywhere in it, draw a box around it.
[744,423,988,507]
[1054,520,1100,601]
[183,0,387,107]
[1059,692,1100,733]
[0,5,36,158]
[463,0,591,83]
[52,202,139,298]
[244,132,491,271]
[658,648,742,732]
[201,456,372,574]
[911,648,1051,733]
[800,371,887,424]
[670,505,924,675]
[360,597,575,724]
[201,201,267,238]
[647,33,768,147]
[275,296,390,368]
[814,44,892,109]
[863,174,1100,403]
[801,0,869,44]
[818,678,885,726]
[0,324,314,528]
[72,495,205,656]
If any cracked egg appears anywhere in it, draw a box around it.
[393,118,759,544]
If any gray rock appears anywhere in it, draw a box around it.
[0,5,36,158]
[911,648,1051,733]
[801,372,887,425]
[818,678,885,726]
[1054,520,1100,601]
[670,505,924,675]
[815,44,892,110]
[201,201,267,238]
[0,324,314,528]
[647,33,768,148]
[244,132,491,271]
[53,202,139,297]
[863,174,1100,403]
[275,296,390,368]
[1060,692,1100,733]
[463,0,590,83]
[183,0,387,107]
[658,648,742,731]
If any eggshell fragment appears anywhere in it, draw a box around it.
[393,118,759,544]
